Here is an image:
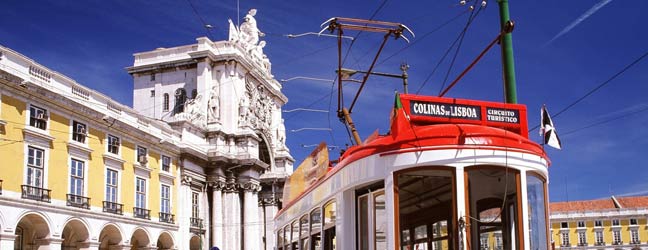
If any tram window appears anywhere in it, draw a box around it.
[278,229,283,250]
[311,209,322,250]
[293,220,300,249]
[324,201,337,250]
[375,192,387,250]
[284,225,291,250]
[358,195,369,250]
[527,174,549,250]
[401,229,411,250]
[397,169,454,250]
[467,168,520,250]
[301,215,310,250]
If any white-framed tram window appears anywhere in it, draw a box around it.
[357,189,386,250]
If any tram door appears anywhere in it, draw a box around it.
[396,169,455,250]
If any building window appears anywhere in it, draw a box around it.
[161,155,170,172]
[161,185,170,213]
[106,169,118,202]
[26,147,45,188]
[561,222,569,229]
[631,230,640,244]
[595,220,602,227]
[174,88,187,113]
[163,93,169,111]
[136,146,147,165]
[107,135,120,154]
[577,221,585,228]
[29,105,48,130]
[135,178,146,208]
[495,235,503,250]
[72,121,87,143]
[480,237,489,250]
[191,192,199,218]
[150,90,155,97]
[595,231,604,245]
[70,159,84,196]
[613,231,621,245]
[150,73,155,81]
[578,232,587,246]
[612,219,620,226]
[630,218,638,225]
[561,232,570,246]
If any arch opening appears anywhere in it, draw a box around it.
[99,224,122,250]
[62,219,90,250]
[189,235,201,250]
[156,232,174,250]
[15,213,51,250]
[130,228,150,250]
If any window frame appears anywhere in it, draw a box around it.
[191,192,199,218]
[612,230,621,245]
[71,120,87,144]
[135,177,147,209]
[69,158,85,196]
[29,105,48,130]
[160,184,171,213]
[105,168,119,203]
[26,146,45,188]
[161,155,171,172]
[107,134,120,155]
[594,220,602,227]
[561,232,570,246]
[163,93,170,111]
[612,219,620,227]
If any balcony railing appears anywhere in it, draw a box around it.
[190,217,205,234]
[21,185,51,202]
[595,242,606,246]
[613,241,623,246]
[578,243,588,247]
[103,201,123,215]
[159,212,175,224]
[66,194,90,209]
[631,240,641,245]
[133,207,150,220]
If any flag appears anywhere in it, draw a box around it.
[390,92,410,138]
[540,105,562,149]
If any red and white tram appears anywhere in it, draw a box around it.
[275,94,550,250]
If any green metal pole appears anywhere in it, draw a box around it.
[498,0,518,104]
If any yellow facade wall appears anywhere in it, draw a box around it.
[121,140,136,210]
[149,150,161,213]
[47,112,70,201]
[88,127,106,207]
[0,94,26,193]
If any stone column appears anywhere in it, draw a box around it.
[223,178,241,250]
[262,197,280,250]
[0,233,17,250]
[210,180,225,248]
[243,181,262,250]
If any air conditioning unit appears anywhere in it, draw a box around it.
[76,126,86,134]
[36,113,47,120]
[138,155,148,164]
[109,140,119,146]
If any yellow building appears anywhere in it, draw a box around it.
[0,47,181,250]
[550,196,648,250]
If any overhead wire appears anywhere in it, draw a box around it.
[438,6,483,95]
[529,50,648,132]
[560,104,648,138]
[184,0,215,40]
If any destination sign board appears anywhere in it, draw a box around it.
[400,94,528,138]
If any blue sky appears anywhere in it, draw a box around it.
[1,0,647,202]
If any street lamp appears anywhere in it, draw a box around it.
[285,32,355,41]
[338,62,410,94]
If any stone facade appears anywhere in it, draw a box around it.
[0,9,293,250]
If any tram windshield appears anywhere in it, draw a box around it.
[397,169,454,250]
